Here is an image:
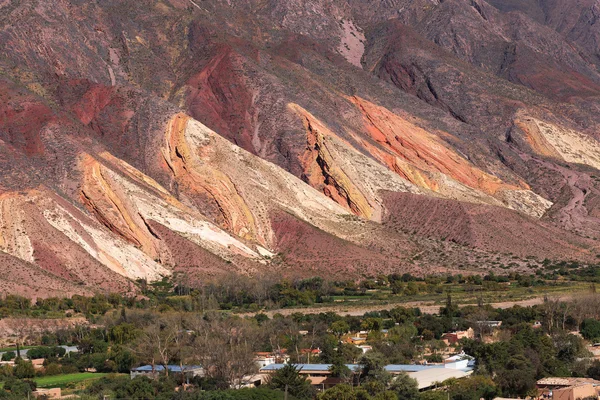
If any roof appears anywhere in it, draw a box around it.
[259,363,471,374]
[260,364,361,372]
[300,349,322,354]
[537,377,600,387]
[408,367,473,389]
[131,365,202,373]
[385,364,442,373]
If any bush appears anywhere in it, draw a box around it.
[2,377,36,398]
[1,352,15,362]
[44,363,62,376]
[14,360,35,379]
[581,319,600,341]
[27,346,66,360]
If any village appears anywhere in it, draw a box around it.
[0,278,599,399]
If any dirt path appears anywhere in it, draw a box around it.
[238,295,570,318]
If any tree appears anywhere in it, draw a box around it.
[389,373,419,400]
[329,358,352,383]
[318,384,357,400]
[269,364,314,400]
[14,360,35,379]
[2,377,36,398]
[359,352,391,386]
[445,376,497,400]
[418,392,447,400]
[330,321,350,339]
[126,376,155,399]
[132,316,178,376]
[190,317,258,389]
[495,355,536,397]
[113,346,136,373]
[580,319,600,341]
[10,318,34,359]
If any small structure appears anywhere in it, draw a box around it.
[347,336,367,345]
[537,377,600,399]
[300,348,322,363]
[255,352,277,368]
[130,364,203,380]
[552,383,598,400]
[441,328,474,345]
[31,358,45,370]
[235,373,270,388]
[32,388,61,399]
[260,360,475,391]
[477,321,502,329]
[254,350,289,367]
[357,345,372,354]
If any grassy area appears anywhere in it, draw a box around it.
[257,280,592,313]
[34,373,114,389]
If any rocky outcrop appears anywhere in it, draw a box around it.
[383,191,597,260]
[0,0,599,297]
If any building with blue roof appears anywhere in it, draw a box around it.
[130,364,204,380]
[260,361,474,391]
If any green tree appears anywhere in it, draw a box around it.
[373,392,399,400]
[329,359,352,382]
[418,392,447,400]
[113,347,136,373]
[445,376,497,400]
[359,352,391,386]
[495,355,536,397]
[330,321,350,339]
[126,376,155,399]
[269,364,314,400]
[2,377,35,398]
[389,373,419,400]
[318,384,357,400]
[14,360,35,379]
[580,319,600,341]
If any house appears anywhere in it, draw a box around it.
[477,321,502,329]
[260,360,475,391]
[441,328,474,345]
[32,388,61,399]
[299,348,322,363]
[357,345,372,354]
[260,363,361,388]
[255,352,277,368]
[444,352,475,370]
[31,358,45,370]
[552,383,599,400]
[254,350,289,367]
[347,336,367,345]
[536,377,600,399]
[235,373,270,388]
[130,365,204,380]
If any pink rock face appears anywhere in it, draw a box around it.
[0,0,600,295]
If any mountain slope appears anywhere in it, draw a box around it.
[0,0,600,296]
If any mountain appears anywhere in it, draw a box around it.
[0,0,600,297]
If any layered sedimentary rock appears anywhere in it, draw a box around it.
[0,0,600,296]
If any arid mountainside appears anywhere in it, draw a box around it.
[0,0,600,297]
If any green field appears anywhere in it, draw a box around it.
[259,280,592,314]
[34,372,113,388]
